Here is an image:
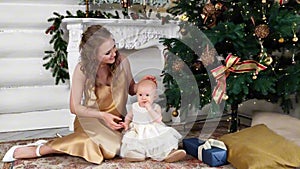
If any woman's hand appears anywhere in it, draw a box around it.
[101,113,123,130]
[119,122,129,131]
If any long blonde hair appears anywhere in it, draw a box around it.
[79,25,121,89]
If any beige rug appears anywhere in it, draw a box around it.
[0,121,242,169]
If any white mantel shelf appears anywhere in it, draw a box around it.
[62,18,180,85]
[62,18,180,131]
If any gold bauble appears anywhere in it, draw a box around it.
[222,94,229,100]
[179,14,189,22]
[264,56,273,65]
[172,110,179,117]
[180,28,188,36]
[292,36,298,42]
[278,37,285,43]
[215,2,223,10]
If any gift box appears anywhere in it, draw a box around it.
[182,138,227,167]
[182,138,205,158]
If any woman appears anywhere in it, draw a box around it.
[3,25,146,164]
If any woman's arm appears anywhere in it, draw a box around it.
[70,63,102,118]
[70,63,123,130]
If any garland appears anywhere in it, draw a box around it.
[43,9,122,84]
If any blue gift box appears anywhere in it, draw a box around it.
[182,138,228,167]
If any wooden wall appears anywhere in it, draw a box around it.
[0,0,84,132]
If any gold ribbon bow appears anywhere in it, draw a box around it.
[211,54,267,104]
[198,139,227,161]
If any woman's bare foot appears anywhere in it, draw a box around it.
[164,149,186,163]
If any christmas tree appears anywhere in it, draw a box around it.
[161,0,300,132]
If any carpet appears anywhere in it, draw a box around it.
[0,121,244,169]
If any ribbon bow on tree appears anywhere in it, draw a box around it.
[211,54,267,104]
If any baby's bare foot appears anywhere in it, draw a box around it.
[164,149,186,163]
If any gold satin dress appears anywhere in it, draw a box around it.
[46,62,131,164]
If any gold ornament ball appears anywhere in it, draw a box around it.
[292,36,298,42]
[278,37,285,43]
[179,14,189,22]
[180,28,188,36]
[172,110,179,117]
[215,2,223,10]
[297,0,300,4]
[264,56,273,65]
[222,95,229,100]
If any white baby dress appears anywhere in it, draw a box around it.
[120,102,182,161]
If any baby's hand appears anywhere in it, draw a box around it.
[144,102,152,110]
[119,122,129,131]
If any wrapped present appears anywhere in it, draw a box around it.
[182,138,205,158]
[182,138,228,167]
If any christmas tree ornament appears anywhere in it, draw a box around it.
[222,94,229,100]
[278,37,285,43]
[172,110,179,117]
[172,60,184,71]
[262,14,267,21]
[192,61,203,71]
[292,23,298,42]
[180,28,188,36]
[202,2,218,28]
[179,13,189,21]
[199,45,216,66]
[215,2,223,10]
[292,36,298,43]
[263,55,273,65]
[211,54,267,103]
[292,53,296,64]
[296,0,300,4]
[274,0,289,5]
[255,24,269,39]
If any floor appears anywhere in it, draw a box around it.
[0,113,251,143]
[0,127,73,142]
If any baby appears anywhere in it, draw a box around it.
[120,76,186,162]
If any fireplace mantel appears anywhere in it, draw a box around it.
[62,18,180,85]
